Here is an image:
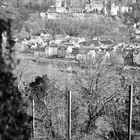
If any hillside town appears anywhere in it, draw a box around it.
[13,23,140,68]
[7,0,140,68]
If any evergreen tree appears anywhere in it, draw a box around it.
[0,19,31,140]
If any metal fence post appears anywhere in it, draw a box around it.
[68,90,71,139]
[128,85,133,140]
[32,99,35,139]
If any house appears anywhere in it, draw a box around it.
[69,0,84,13]
[120,6,129,13]
[65,44,73,54]
[73,13,85,19]
[99,39,115,51]
[66,47,79,59]
[40,12,47,20]
[85,0,105,13]
[104,51,111,60]
[90,0,104,12]
[55,0,68,13]
[87,50,96,60]
[33,48,46,58]
[70,7,83,13]
[47,5,56,13]
[123,48,134,66]
[45,44,58,57]
[76,48,92,61]
[134,28,140,41]
[70,40,80,48]
[46,5,58,20]
[110,2,119,16]
[78,37,85,43]
[57,45,67,58]
[46,13,57,20]
[133,48,140,65]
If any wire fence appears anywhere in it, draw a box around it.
[31,86,140,140]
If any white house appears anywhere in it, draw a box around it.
[77,54,87,61]
[66,46,73,54]
[110,2,119,16]
[78,37,85,44]
[31,43,38,49]
[113,45,119,52]
[45,44,58,57]
[40,12,47,20]
[104,51,110,60]
[77,54,83,60]
[36,36,43,44]
[85,4,91,12]
[87,50,96,60]
[133,49,140,65]
[120,6,129,13]
[46,13,57,20]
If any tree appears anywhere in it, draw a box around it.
[24,75,67,139]
[74,56,124,138]
[0,19,31,140]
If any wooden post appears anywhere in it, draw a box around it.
[32,99,35,139]
[128,85,133,140]
[68,90,71,139]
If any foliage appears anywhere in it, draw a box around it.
[18,28,30,40]
[23,12,45,36]
[0,19,31,140]
[45,17,108,38]
[122,5,140,25]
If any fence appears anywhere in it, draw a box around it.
[31,86,140,140]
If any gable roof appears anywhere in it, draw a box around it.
[100,40,114,45]
[50,43,58,48]
[31,47,45,52]
[79,47,93,54]
[79,40,100,46]
[58,45,68,50]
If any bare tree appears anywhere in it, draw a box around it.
[74,56,124,135]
